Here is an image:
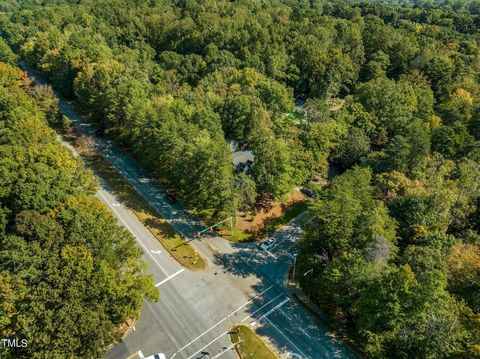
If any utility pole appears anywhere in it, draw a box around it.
[293,256,296,279]
[285,251,296,279]
[196,216,233,238]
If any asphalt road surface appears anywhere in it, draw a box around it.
[25,66,358,359]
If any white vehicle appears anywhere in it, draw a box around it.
[259,238,276,251]
[146,355,166,359]
[135,351,166,359]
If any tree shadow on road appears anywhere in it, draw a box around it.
[212,245,356,359]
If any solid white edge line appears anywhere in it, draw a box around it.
[240,293,284,323]
[299,327,311,339]
[155,269,185,287]
[209,342,237,359]
[279,308,293,321]
[264,316,308,358]
[98,190,169,276]
[186,330,229,359]
[259,298,289,320]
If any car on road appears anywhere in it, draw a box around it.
[132,351,166,359]
[259,238,276,251]
[145,353,166,359]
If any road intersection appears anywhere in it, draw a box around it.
[25,66,358,359]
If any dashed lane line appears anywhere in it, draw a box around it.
[98,191,169,276]
[299,328,311,339]
[279,308,293,321]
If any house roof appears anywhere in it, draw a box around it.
[232,149,254,166]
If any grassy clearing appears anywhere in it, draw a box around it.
[64,129,206,271]
[219,227,253,242]
[286,112,306,125]
[230,325,278,359]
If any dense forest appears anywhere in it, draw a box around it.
[0,61,158,358]
[1,0,480,357]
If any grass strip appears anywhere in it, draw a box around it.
[220,228,253,242]
[65,129,207,271]
[230,325,278,359]
[89,154,207,271]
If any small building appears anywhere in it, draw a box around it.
[229,139,255,175]
[232,149,254,166]
[233,150,254,175]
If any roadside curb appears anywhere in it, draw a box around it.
[282,266,362,358]
[229,323,280,359]
[284,271,337,330]
[122,319,138,339]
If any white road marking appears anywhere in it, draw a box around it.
[289,353,304,359]
[151,250,162,254]
[171,285,274,358]
[299,328,311,339]
[112,203,121,207]
[259,298,289,320]
[98,191,169,276]
[279,308,293,321]
[186,330,228,359]
[264,317,308,358]
[210,342,238,359]
[240,294,284,322]
[155,269,185,287]
[144,182,198,234]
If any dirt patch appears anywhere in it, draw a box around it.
[236,189,305,234]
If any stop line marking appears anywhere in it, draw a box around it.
[155,268,185,287]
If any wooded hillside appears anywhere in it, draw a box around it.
[0,61,158,359]
[1,0,480,357]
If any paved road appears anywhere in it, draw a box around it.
[25,66,358,359]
